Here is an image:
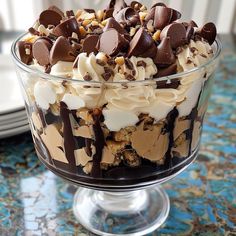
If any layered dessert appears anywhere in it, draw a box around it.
[17,1,218,182]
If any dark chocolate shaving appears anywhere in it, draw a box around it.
[28,27,40,36]
[60,102,77,172]
[156,78,180,89]
[91,109,105,178]
[164,107,179,169]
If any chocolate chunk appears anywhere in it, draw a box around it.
[50,36,76,65]
[103,17,126,34]
[66,10,75,17]
[137,60,147,67]
[28,27,40,36]
[170,9,181,22]
[104,8,114,20]
[198,22,217,45]
[48,5,64,17]
[39,9,63,27]
[96,59,107,66]
[108,0,127,16]
[137,40,157,58]
[154,6,173,30]
[146,6,181,30]
[84,8,95,13]
[32,37,53,66]
[156,63,177,78]
[102,72,112,81]
[53,17,80,38]
[82,35,99,55]
[128,27,157,58]
[160,23,187,49]
[145,7,155,22]
[156,78,180,89]
[189,20,198,28]
[97,29,129,56]
[125,58,134,70]
[83,74,93,81]
[154,37,175,66]
[125,73,135,81]
[18,41,33,65]
[114,7,140,27]
[186,25,194,42]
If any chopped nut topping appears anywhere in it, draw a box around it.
[115,56,125,66]
[152,30,161,41]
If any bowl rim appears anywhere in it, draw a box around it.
[11,32,222,85]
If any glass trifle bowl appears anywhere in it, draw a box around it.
[11,1,222,234]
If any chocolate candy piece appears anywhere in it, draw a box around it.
[114,7,140,27]
[154,6,173,30]
[48,5,64,17]
[50,36,76,65]
[97,29,129,56]
[154,37,175,66]
[198,22,217,45]
[103,17,126,34]
[18,41,33,65]
[108,0,127,16]
[160,23,187,49]
[128,27,156,58]
[39,9,63,27]
[146,5,181,30]
[53,17,80,38]
[156,63,177,78]
[186,25,194,42]
[140,44,157,58]
[82,35,99,55]
[103,8,114,20]
[32,37,53,66]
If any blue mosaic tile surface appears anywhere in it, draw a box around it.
[0,35,235,236]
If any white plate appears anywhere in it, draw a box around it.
[0,124,30,139]
[0,54,25,114]
[0,109,27,122]
[0,118,28,131]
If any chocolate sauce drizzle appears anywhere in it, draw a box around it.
[60,102,77,172]
[35,104,46,128]
[187,92,202,155]
[91,112,105,178]
[164,107,179,169]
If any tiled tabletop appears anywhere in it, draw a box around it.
[0,34,235,236]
